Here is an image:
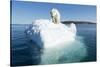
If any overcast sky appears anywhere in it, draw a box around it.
[11,1,96,24]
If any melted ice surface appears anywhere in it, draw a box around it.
[26,19,76,48]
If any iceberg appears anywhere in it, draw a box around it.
[26,19,76,48]
[25,8,87,64]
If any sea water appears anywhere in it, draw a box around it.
[11,23,96,66]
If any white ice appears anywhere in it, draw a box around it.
[26,19,76,48]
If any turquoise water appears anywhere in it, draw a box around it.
[11,24,96,66]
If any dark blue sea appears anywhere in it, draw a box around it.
[11,23,96,66]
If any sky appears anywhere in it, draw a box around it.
[11,1,96,24]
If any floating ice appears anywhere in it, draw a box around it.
[26,8,77,48]
[26,19,76,48]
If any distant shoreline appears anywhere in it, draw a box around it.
[62,21,96,24]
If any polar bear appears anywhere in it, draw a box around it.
[50,8,60,24]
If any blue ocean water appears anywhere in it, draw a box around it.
[11,23,96,66]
